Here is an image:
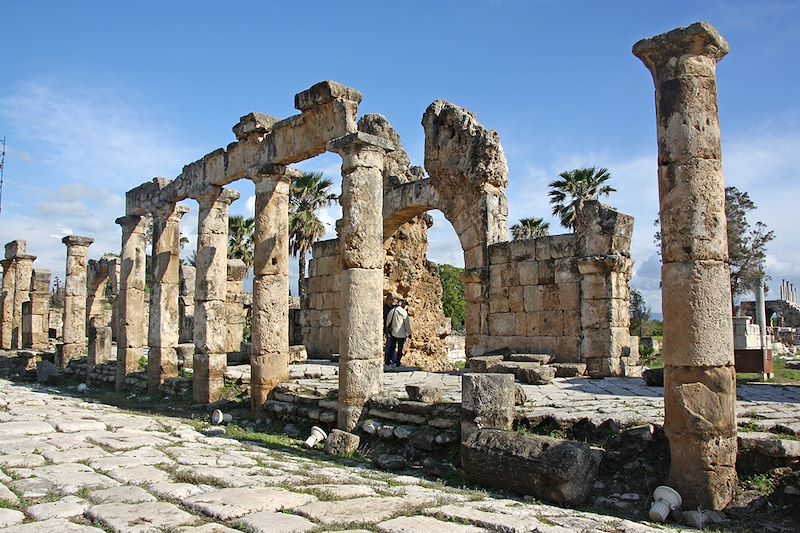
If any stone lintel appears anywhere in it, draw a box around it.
[633,21,729,73]
[4,240,26,259]
[62,235,95,249]
[328,131,395,155]
[294,80,362,112]
[233,112,280,141]
[126,179,169,216]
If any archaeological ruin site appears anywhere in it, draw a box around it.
[0,22,798,532]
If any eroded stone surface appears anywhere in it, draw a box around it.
[183,487,316,520]
[85,502,197,533]
[235,510,317,533]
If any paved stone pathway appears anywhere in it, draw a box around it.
[0,378,678,532]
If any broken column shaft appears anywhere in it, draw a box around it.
[329,132,393,431]
[60,236,93,368]
[147,204,187,395]
[0,257,16,350]
[250,169,294,415]
[193,187,239,403]
[634,22,737,509]
[12,253,36,349]
[115,215,147,390]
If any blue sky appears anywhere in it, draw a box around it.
[1,1,798,313]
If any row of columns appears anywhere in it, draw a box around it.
[0,240,49,352]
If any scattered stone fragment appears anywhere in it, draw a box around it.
[36,360,61,385]
[514,384,527,405]
[468,355,503,373]
[405,384,443,403]
[506,353,552,364]
[642,367,663,387]
[375,454,407,470]
[550,363,587,378]
[325,429,360,456]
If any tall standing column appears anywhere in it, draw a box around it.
[193,187,239,403]
[329,132,393,431]
[25,269,51,350]
[12,254,36,349]
[147,204,187,395]
[60,236,94,367]
[250,169,294,415]
[115,216,147,390]
[634,22,736,509]
[1,261,17,350]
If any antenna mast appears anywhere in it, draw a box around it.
[0,137,5,215]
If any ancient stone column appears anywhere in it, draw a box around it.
[12,253,36,349]
[634,22,736,509]
[249,170,294,415]
[329,132,394,431]
[86,258,110,330]
[147,204,187,395]
[179,264,196,343]
[108,257,121,342]
[193,187,239,403]
[25,269,51,350]
[225,258,248,354]
[60,236,93,367]
[115,216,147,390]
[0,258,17,349]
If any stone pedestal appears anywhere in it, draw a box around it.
[115,216,147,390]
[329,132,393,431]
[61,236,93,368]
[147,204,187,395]
[193,187,239,403]
[250,170,294,415]
[634,22,737,509]
[88,318,112,381]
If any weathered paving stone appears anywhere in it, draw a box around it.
[183,487,317,520]
[147,481,208,500]
[26,495,89,520]
[306,484,379,499]
[426,503,557,532]
[85,501,198,533]
[0,421,55,435]
[54,420,108,433]
[234,510,317,533]
[0,481,19,504]
[88,433,170,451]
[9,476,56,498]
[89,485,158,504]
[294,496,420,526]
[42,446,109,464]
[16,463,119,494]
[105,465,172,485]
[3,517,107,532]
[0,452,46,468]
[0,508,25,527]
[175,525,241,533]
[377,515,486,533]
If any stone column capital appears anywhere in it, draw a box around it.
[13,254,37,263]
[196,187,240,208]
[328,131,395,156]
[151,202,189,222]
[250,166,301,188]
[115,215,144,233]
[62,235,94,249]
[633,22,729,79]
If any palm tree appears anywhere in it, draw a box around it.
[290,171,337,297]
[228,215,255,273]
[511,217,550,240]
[548,167,616,230]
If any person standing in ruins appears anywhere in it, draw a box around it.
[383,294,396,364]
[385,299,411,367]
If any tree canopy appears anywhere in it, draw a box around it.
[438,263,465,331]
[548,167,615,230]
[511,217,550,240]
[228,215,255,272]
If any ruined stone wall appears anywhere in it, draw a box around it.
[485,236,581,360]
[484,202,639,376]
[302,239,341,356]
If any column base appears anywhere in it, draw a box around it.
[147,347,178,396]
[337,358,382,431]
[58,343,85,370]
[193,352,226,404]
[115,347,142,391]
[250,351,290,417]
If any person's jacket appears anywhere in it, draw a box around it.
[386,306,411,338]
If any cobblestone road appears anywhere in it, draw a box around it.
[0,378,677,532]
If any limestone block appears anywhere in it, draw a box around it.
[295,79,362,111]
[580,270,628,301]
[4,239,25,258]
[541,285,560,311]
[324,429,360,456]
[522,286,542,313]
[488,312,516,337]
[661,261,733,367]
[489,265,504,292]
[338,268,383,360]
[585,357,622,377]
[514,312,527,336]
[556,336,581,362]
[518,261,538,286]
[192,353,226,403]
[461,429,599,506]
[506,286,524,313]
[534,238,550,261]
[463,281,484,303]
[539,310,563,337]
[501,264,520,288]
[461,373,514,434]
[537,260,555,285]
[488,291,509,314]
[468,355,503,373]
[658,159,727,263]
[463,245,485,271]
[554,258,579,284]
[509,240,535,261]
[552,362,587,377]
[580,298,627,329]
[489,242,511,265]
[524,311,540,337]
[338,358,382,404]
[581,327,631,361]
[549,234,577,259]
[576,201,634,257]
